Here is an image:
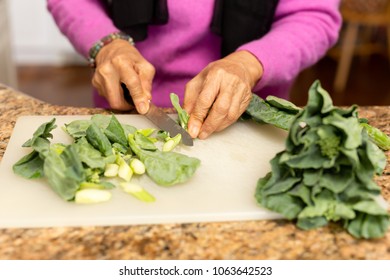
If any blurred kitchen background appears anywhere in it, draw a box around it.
[1,0,390,108]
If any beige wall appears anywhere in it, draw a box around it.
[8,0,83,65]
[0,0,17,88]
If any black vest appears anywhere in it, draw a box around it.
[104,0,279,56]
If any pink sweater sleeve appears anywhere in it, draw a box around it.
[237,0,342,92]
[47,0,119,58]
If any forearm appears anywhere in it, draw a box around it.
[237,0,342,91]
[47,0,119,57]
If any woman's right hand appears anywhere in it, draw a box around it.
[92,39,155,114]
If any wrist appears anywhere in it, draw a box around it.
[228,50,264,88]
[88,31,134,68]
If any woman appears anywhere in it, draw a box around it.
[47,0,341,139]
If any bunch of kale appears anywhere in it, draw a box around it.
[251,81,389,239]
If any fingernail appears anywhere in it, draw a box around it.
[138,102,148,114]
[189,124,200,138]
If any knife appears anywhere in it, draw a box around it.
[122,83,194,146]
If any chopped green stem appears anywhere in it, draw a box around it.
[75,189,112,204]
[120,182,156,202]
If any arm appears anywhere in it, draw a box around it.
[184,0,341,139]
[47,0,154,113]
[237,0,342,91]
[47,0,119,57]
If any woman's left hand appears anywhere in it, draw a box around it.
[183,50,263,139]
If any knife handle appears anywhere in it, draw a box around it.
[121,83,134,106]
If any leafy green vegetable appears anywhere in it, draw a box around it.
[244,94,298,130]
[112,142,128,155]
[12,151,44,179]
[12,118,58,179]
[128,134,200,186]
[64,115,137,139]
[156,130,170,140]
[86,122,113,157]
[73,137,106,169]
[44,144,85,201]
[170,93,190,130]
[133,131,157,151]
[316,125,340,159]
[360,123,390,150]
[63,119,91,139]
[13,114,200,203]
[265,95,301,114]
[91,114,111,129]
[22,118,57,149]
[104,114,128,147]
[244,89,390,151]
[255,80,390,239]
[346,212,389,239]
[137,128,156,137]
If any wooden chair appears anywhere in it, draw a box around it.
[332,0,390,99]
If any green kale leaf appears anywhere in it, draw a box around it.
[44,144,85,201]
[128,134,200,186]
[13,118,57,179]
[244,95,297,130]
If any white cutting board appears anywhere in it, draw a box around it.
[0,115,287,228]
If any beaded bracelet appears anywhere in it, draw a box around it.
[88,31,135,68]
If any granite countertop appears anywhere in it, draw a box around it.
[1,84,390,260]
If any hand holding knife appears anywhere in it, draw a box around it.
[122,83,194,146]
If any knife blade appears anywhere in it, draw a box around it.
[145,102,194,146]
[122,83,193,146]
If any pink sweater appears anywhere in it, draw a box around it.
[47,0,341,108]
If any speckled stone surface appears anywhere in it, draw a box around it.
[1,84,390,260]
